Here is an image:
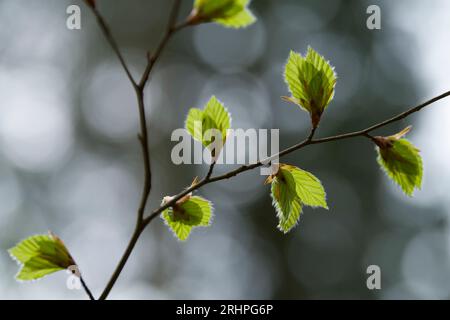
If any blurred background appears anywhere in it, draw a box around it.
[1,0,450,299]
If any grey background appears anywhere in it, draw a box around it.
[1,0,450,299]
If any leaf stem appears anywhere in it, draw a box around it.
[205,161,216,181]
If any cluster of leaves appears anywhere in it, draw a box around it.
[374,126,423,196]
[174,47,333,239]
[8,0,426,283]
[159,97,232,242]
[166,45,425,241]
[170,46,336,239]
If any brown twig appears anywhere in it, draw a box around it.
[80,275,95,300]
[86,3,138,88]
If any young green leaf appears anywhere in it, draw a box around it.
[161,195,213,241]
[8,233,75,281]
[190,0,256,28]
[283,47,337,127]
[271,175,303,233]
[375,127,423,196]
[267,164,328,233]
[186,96,231,153]
[281,164,328,209]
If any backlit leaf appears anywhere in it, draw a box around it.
[281,164,328,209]
[192,0,256,28]
[185,96,231,152]
[268,164,328,233]
[9,233,75,281]
[162,195,213,241]
[283,47,337,126]
[377,135,423,197]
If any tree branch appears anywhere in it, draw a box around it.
[139,0,189,89]
[310,90,450,145]
[85,0,188,300]
[85,2,138,88]
[85,0,450,302]
[142,90,450,226]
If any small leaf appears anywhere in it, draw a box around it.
[283,47,337,127]
[214,7,255,28]
[204,95,231,139]
[271,175,303,233]
[186,108,204,142]
[8,233,75,281]
[268,164,328,233]
[185,96,231,152]
[376,129,423,196]
[162,195,213,241]
[191,0,256,29]
[281,164,328,209]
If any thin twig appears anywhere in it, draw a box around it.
[310,90,450,144]
[85,2,137,88]
[80,276,95,300]
[139,0,188,89]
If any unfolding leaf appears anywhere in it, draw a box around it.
[186,108,204,142]
[192,0,256,28]
[203,95,231,138]
[185,96,231,152]
[377,137,423,197]
[214,7,255,28]
[283,47,337,127]
[271,175,303,233]
[281,164,328,209]
[162,195,213,241]
[268,164,328,233]
[8,233,75,281]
